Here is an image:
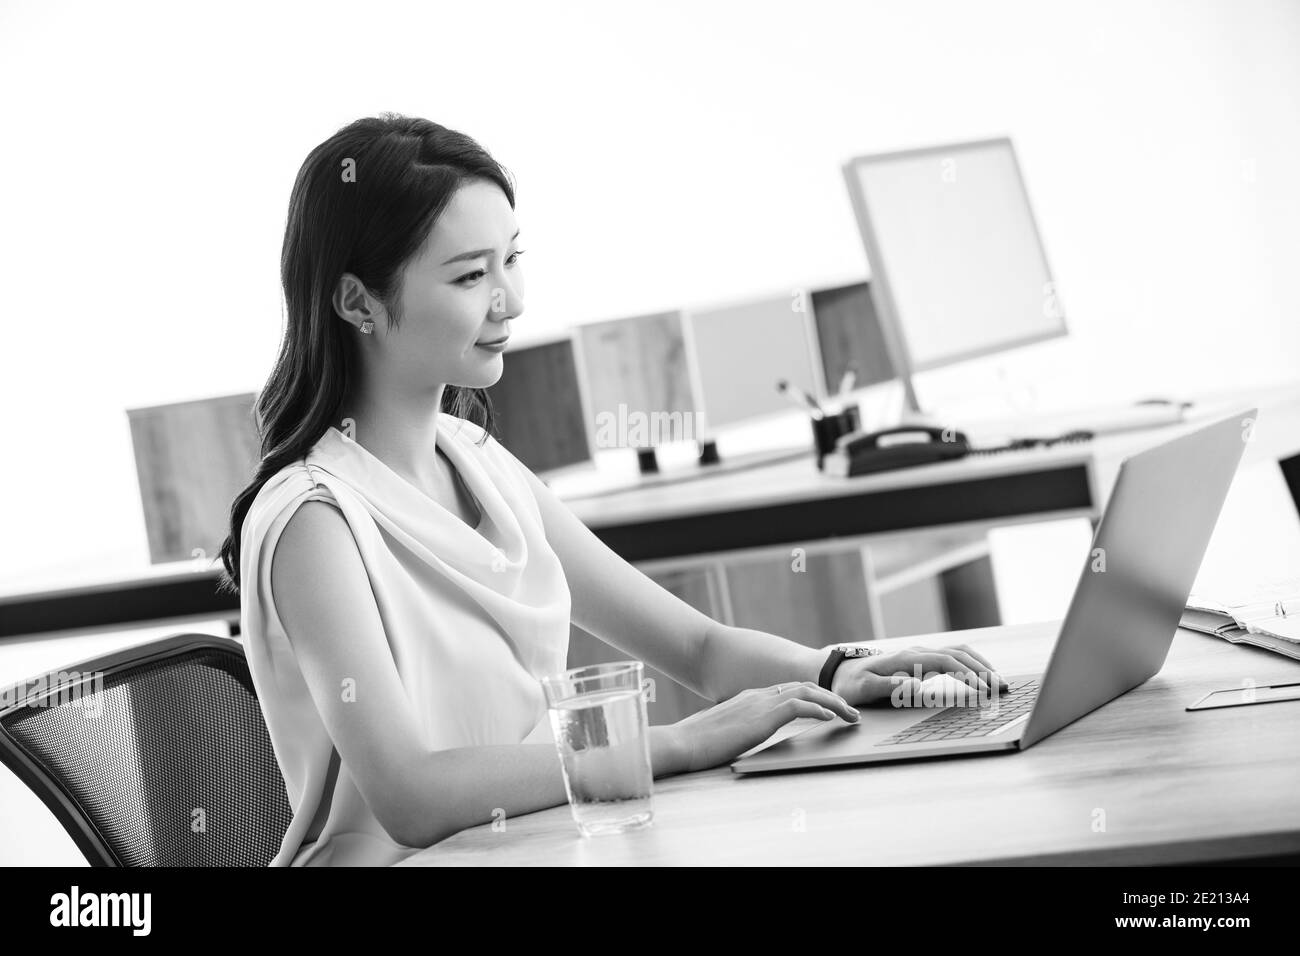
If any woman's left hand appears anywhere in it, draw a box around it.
[829,643,1009,708]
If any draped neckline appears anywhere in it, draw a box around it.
[322,416,501,547]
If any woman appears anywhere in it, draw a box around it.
[219,114,1006,866]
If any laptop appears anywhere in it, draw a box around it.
[731,407,1255,774]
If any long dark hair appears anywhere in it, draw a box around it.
[218,114,511,594]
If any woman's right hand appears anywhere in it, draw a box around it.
[668,682,860,773]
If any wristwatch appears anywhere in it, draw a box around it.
[818,643,882,691]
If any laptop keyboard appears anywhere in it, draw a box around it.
[875,677,1040,747]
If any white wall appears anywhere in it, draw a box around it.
[1,0,1298,586]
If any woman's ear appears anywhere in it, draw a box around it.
[333,272,385,333]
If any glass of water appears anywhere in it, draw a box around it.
[540,661,654,837]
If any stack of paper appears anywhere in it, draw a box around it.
[1183,577,1300,661]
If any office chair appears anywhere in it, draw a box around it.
[0,633,292,866]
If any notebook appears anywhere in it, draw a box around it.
[1182,577,1300,661]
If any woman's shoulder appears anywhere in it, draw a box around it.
[240,448,349,579]
[246,449,339,527]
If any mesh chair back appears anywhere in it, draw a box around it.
[0,634,292,866]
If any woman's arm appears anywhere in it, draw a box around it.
[520,469,1007,713]
[270,500,689,849]
[517,468,829,703]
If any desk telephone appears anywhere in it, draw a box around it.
[833,425,972,473]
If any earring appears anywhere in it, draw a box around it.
[359,320,374,335]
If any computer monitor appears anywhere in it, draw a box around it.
[809,281,896,396]
[486,332,594,477]
[685,292,823,433]
[127,392,261,564]
[842,137,1066,411]
[576,310,696,449]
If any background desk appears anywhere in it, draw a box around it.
[3,383,1298,640]
[400,619,1300,866]
[560,384,1300,561]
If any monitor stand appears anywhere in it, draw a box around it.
[897,362,1041,432]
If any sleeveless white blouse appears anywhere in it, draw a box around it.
[239,414,572,866]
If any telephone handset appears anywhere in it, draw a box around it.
[833,424,971,473]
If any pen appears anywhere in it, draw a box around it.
[776,379,825,419]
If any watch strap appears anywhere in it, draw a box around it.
[818,647,847,691]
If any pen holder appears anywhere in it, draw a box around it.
[812,404,861,469]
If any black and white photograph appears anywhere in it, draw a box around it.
[0,0,1296,917]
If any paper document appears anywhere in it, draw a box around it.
[1187,576,1300,644]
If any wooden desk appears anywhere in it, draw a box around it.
[4,383,1298,637]
[400,620,1300,866]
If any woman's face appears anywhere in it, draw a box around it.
[379,178,524,393]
